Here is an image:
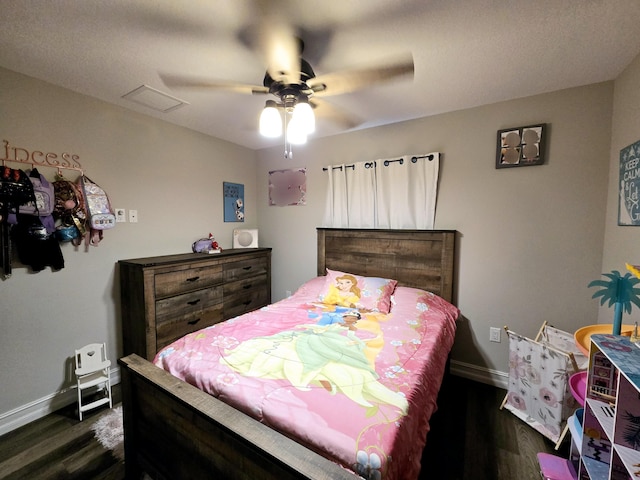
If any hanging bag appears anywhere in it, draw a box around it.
[12,213,65,272]
[78,175,115,230]
[18,168,55,217]
[0,167,34,208]
[53,176,87,245]
[1,167,35,277]
[77,175,115,246]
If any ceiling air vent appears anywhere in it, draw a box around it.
[122,85,189,113]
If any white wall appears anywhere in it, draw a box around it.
[257,82,613,385]
[0,67,258,431]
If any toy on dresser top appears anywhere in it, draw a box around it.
[192,233,221,254]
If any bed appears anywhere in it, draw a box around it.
[118,228,459,480]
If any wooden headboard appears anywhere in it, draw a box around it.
[317,228,457,303]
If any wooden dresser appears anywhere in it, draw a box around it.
[119,248,271,361]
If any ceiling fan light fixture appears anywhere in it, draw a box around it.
[287,116,308,145]
[292,98,315,134]
[259,100,282,138]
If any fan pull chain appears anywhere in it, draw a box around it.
[284,111,292,159]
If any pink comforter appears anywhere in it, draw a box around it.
[154,277,459,480]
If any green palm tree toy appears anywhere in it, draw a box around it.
[588,266,640,335]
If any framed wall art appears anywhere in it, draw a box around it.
[496,124,545,169]
[268,167,306,206]
[223,181,244,222]
[618,139,640,226]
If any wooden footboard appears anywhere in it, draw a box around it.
[119,354,358,480]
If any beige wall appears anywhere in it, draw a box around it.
[257,82,613,384]
[601,53,640,324]
[0,57,629,432]
[0,67,258,431]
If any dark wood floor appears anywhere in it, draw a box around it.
[0,374,563,479]
[421,373,565,479]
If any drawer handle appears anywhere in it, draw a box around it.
[187,299,201,306]
[186,276,200,283]
[243,300,252,306]
[188,318,201,326]
[242,266,252,271]
[242,284,252,290]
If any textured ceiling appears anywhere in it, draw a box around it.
[2,0,640,150]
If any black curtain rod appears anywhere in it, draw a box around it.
[322,164,355,172]
[322,154,434,171]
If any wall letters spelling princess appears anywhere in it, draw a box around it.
[1,139,81,170]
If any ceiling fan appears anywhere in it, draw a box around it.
[160,18,414,157]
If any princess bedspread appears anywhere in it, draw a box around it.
[154,277,459,480]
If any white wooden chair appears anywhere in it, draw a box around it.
[75,342,112,420]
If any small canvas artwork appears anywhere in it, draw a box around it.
[223,182,244,222]
[268,168,306,206]
[618,139,640,225]
[496,124,545,168]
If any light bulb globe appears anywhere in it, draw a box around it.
[292,101,315,134]
[259,103,282,138]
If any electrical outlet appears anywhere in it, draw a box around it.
[129,209,138,223]
[489,327,501,343]
[115,208,126,223]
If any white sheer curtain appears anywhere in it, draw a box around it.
[322,153,440,229]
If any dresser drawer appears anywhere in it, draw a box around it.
[155,264,222,298]
[156,287,223,351]
[223,274,267,296]
[156,287,223,323]
[223,256,268,283]
[223,277,270,319]
[155,303,224,352]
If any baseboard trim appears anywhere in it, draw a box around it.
[0,367,120,437]
[449,359,508,390]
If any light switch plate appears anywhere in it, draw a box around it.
[489,327,501,343]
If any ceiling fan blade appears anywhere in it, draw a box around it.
[308,53,414,96]
[159,73,268,95]
[255,20,301,85]
[311,98,361,130]
[243,0,301,86]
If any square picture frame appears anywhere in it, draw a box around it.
[496,124,545,169]
[268,167,307,206]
